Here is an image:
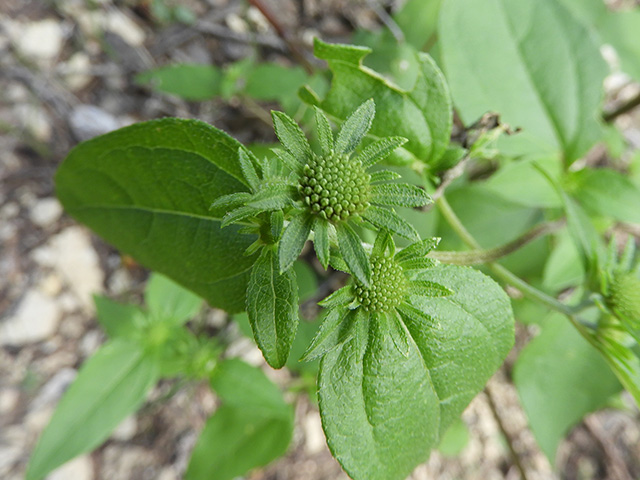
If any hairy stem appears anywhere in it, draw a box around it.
[435,196,579,318]
[430,220,564,265]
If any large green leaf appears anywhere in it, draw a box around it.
[513,315,621,463]
[406,265,514,434]
[569,168,640,224]
[27,340,158,480]
[313,39,452,166]
[439,0,607,164]
[318,317,440,480]
[246,247,299,369]
[56,118,257,313]
[318,265,514,479]
[556,0,640,81]
[186,358,293,480]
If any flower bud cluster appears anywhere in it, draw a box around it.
[298,152,371,223]
[355,255,407,312]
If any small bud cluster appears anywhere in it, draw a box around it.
[609,273,640,324]
[355,256,407,312]
[298,152,371,223]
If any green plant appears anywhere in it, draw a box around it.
[28,0,640,478]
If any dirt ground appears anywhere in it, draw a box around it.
[1,1,640,479]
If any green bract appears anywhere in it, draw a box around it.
[303,230,449,361]
[213,100,432,287]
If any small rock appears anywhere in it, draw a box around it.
[10,19,64,61]
[39,227,104,312]
[111,415,137,441]
[15,104,52,143]
[303,410,326,454]
[0,290,62,346]
[105,10,146,46]
[0,445,22,477]
[157,468,179,480]
[79,330,103,357]
[107,268,132,295]
[48,455,93,480]
[39,274,63,297]
[62,52,93,91]
[0,388,19,416]
[30,198,63,228]
[69,104,121,141]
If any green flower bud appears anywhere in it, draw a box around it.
[609,273,640,325]
[355,256,407,313]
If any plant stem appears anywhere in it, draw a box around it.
[435,196,577,318]
[430,220,564,266]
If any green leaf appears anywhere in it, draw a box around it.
[27,340,158,480]
[247,183,295,211]
[394,237,440,263]
[393,0,443,49]
[314,39,452,166]
[210,358,292,416]
[358,137,408,168]
[244,63,308,112]
[437,418,469,457]
[363,204,420,240]
[591,328,640,406]
[145,273,202,326]
[247,247,299,369]
[336,222,371,286]
[237,149,260,190]
[387,309,411,357]
[318,316,440,480]
[483,157,562,208]
[221,205,259,228]
[301,308,356,361]
[439,0,607,163]
[271,111,312,162]
[513,314,621,463]
[315,106,334,156]
[278,213,313,272]
[313,217,330,269]
[318,285,354,309]
[369,169,401,183]
[371,183,432,207]
[400,264,514,435]
[542,231,585,292]
[135,64,222,101]
[335,99,375,155]
[397,257,438,272]
[187,358,293,480]
[570,168,640,224]
[271,147,300,172]
[94,294,144,339]
[56,118,257,313]
[210,191,252,213]
[408,280,453,298]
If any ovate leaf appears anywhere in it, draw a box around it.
[439,0,607,164]
[513,315,621,463]
[570,168,640,224]
[94,295,144,339]
[318,317,440,480]
[313,39,452,166]
[247,247,299,369]
[56,119,257,313]
[402,265,514,435]
[27,340,158,480]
